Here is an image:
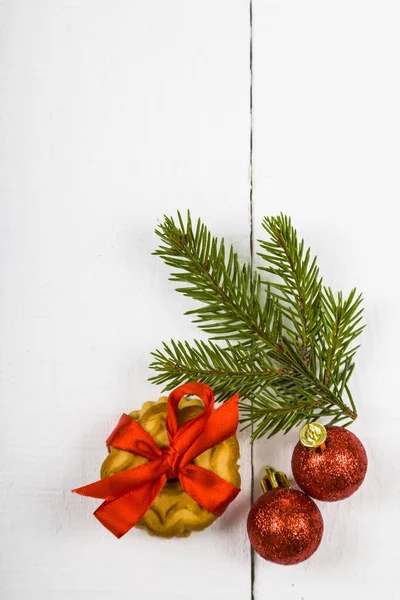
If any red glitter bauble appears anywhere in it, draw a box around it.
[247,488,324,565]
[292,426,368,502]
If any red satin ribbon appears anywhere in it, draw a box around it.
[73,383,240,538]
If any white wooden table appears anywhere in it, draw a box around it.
[1,2,399,598]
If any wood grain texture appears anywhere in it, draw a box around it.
[252,1,400,597]
[0,2,251,598]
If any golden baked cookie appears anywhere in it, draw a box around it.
[101,396,240,538]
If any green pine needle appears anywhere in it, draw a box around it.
[149,211,364,441]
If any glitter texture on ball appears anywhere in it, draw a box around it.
[247,488,324,565]
[292,426,368,502]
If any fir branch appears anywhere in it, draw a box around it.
[154,211,281,347]
[149,338,293,402]
[258,214,322,355]
[150,211,364,440]
[319,287,365,386]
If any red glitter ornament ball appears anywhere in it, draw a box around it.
[247,488,324,565]
[292,426,368,502]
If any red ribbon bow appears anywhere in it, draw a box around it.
[73,383,240,538]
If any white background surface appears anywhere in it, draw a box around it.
[1,1,399,599]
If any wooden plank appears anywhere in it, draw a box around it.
[252,1,400,597]
[0,2,251,598]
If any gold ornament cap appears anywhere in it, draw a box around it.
[260,466,290,493]
[299,422,327,449]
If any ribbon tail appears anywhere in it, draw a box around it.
[179,464,240,516]
[72,458,167,500]
[94,474,167,538]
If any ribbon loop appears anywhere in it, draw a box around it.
[73,382,240,538]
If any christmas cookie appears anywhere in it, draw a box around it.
[100,396,240,538]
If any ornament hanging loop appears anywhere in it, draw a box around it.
[260,466,290,493]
